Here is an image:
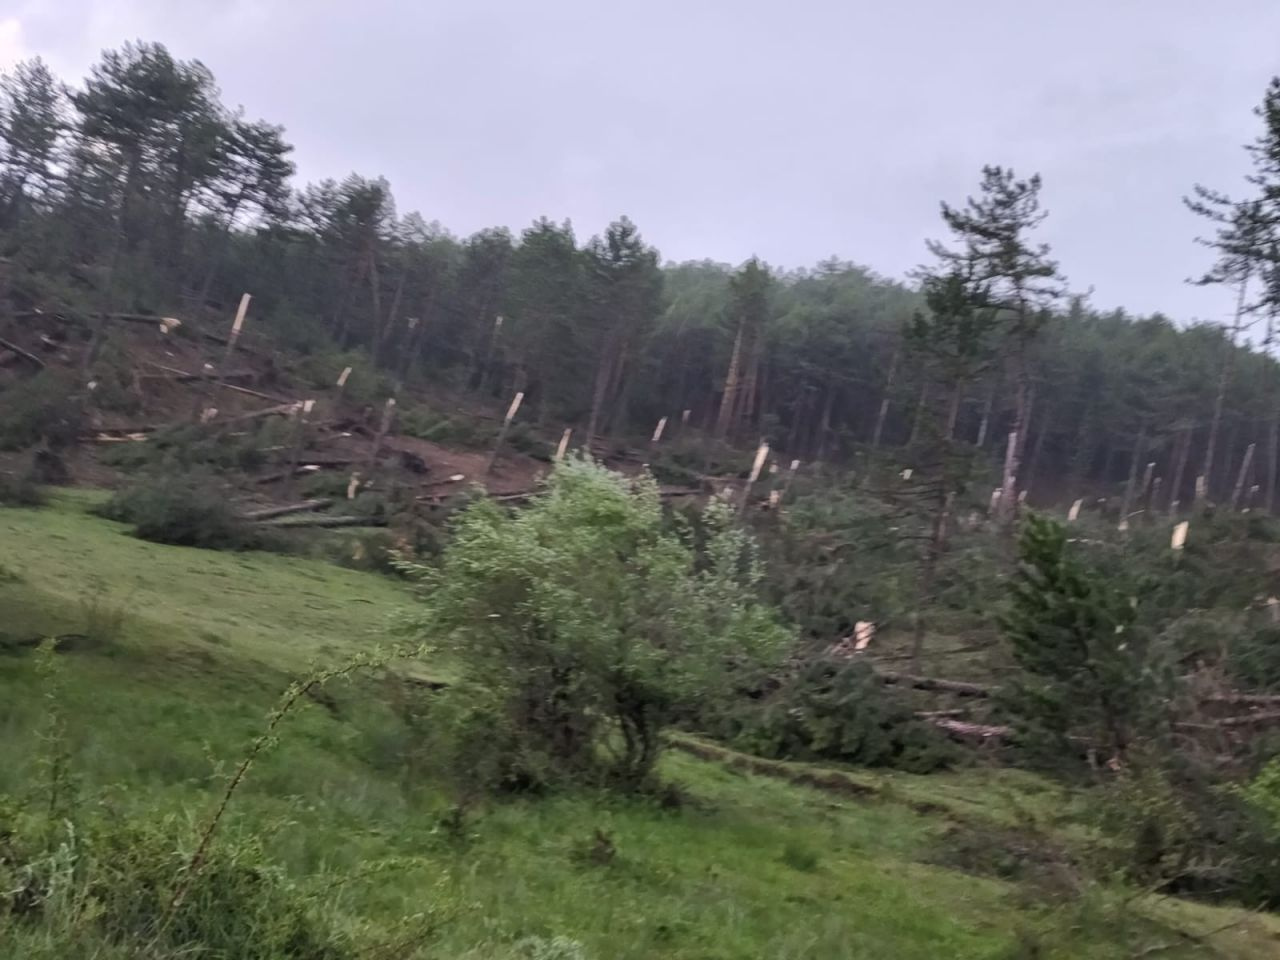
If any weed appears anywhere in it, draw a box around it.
[779,841,821,873]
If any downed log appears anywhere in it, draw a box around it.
[141,361,291,404]
[241,499,333,521]
[1176,710,1280,731]
[0,336,45,368]
[220,402,303,425]
[260,514,386,529]
[877,671,991,698]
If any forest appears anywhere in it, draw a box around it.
[2,43,1280,509]
[6,39,1280,960]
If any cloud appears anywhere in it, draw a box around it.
[0,17,26,69]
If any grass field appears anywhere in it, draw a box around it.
[2,495,1279,958]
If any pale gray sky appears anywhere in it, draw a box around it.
[3,0,1279,325]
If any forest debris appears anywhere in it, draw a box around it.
[876,671,991,698]
[0,336,45,369]
[241,499,334,521]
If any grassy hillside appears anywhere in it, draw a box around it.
[2,496,1278,958]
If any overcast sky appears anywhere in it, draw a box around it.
[2,1,1278,325]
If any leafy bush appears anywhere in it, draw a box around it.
[0,467,46,507]
[0,371,85,451]
[1090,757,1280,905]
[408,457,789,792]
[97,472,262,550]
[726,659,954,773]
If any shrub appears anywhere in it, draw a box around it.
[97,472,261,550]
[0,808,352,959]
[407,457,789,793]
[0,467,46,507]
[0,371,84,451]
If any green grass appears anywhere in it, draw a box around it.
[2,494,1279,958]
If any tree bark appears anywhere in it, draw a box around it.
[1118,428,1146,528]
[715,321,745,440]
[1231,442,1257,511]
[870,342,900,450]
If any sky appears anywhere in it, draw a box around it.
[2,0,1279,325]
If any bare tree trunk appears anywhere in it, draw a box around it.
[1118,428,1146,528]
[1231,442,1257,511]
[814,378,837,460]
[738,342,761,433]
[1268,399,1280,515]
[945,383,963,440]
[715,322,745,440]
[997,383,1028,526]
[586,335,619,443]
[1201,275,1249,503]
[908,380,930,447]
[1168,425,1192,516]
[871,343,900,450]
[910,489,955,673]
[374,258,406,367]
[1025,405,1053,500]
[975,380,996,449]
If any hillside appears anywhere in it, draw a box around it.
[3,494,1279,959]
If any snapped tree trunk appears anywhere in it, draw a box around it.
[1168,425,1192,516]
[1231,442,1257,511]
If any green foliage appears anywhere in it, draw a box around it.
[96,471,262,550]
[410,458,789,792]
[727,659,953,773]
[99,420,291,474]
[1000,514,1167,766]
[0,812,352,959]
[397,405,496,448]
[0,371,84,451]
[297,350,393,407]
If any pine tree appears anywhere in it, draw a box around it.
[1000,514,1154,767]
[928,167,1066,523]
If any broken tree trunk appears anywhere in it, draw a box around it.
[241,499,333,521]
[259,515,387,530]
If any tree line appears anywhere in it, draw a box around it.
[3,41,1280,510]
